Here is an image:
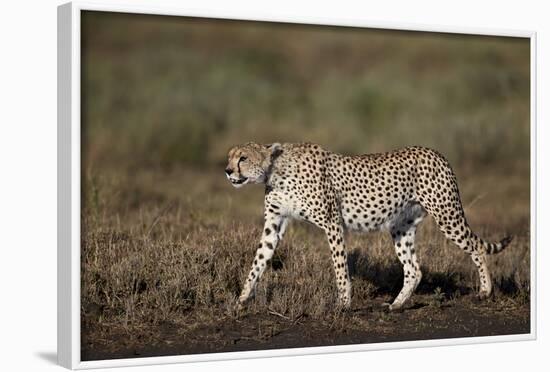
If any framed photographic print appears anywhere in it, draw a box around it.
[58,1,536,369]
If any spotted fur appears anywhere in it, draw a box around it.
[225,142,512,310]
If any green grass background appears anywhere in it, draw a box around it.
[82,11,530,172]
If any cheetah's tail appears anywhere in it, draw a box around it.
[482,235,513,254]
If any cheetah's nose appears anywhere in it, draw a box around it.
[225,168,233,176]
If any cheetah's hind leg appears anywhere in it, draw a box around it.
[388,203,426,311]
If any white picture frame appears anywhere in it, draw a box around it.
[58,1,537,369]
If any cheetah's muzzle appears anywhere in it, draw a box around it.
[229,176,249,187]
[232,178,247,184]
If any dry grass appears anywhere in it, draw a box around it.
[81,168,530,345]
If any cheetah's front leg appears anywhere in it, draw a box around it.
[239,212,288,305]
[324,221,352,309]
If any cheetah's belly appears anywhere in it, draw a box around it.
[339,193,410,232]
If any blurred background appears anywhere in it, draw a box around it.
[80,11,530,357]
[82,11,530,173]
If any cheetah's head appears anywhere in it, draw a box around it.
[225,142,282,188]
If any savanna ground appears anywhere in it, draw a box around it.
[80,12,531,360]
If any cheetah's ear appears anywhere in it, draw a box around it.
[266,143,282,157]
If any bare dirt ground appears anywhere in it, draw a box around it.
[82,294,529,361]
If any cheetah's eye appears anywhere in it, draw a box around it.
[239,156,247,162]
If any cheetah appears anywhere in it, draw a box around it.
[225,142,512,310]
